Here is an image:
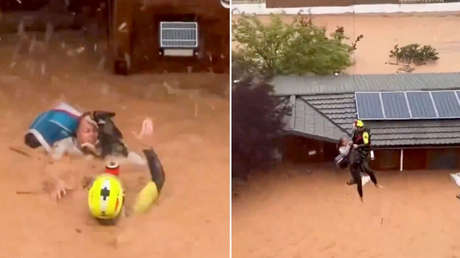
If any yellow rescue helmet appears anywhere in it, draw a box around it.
[355,119,364,128]
[88,174,124,220]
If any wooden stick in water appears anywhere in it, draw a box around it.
[9,146,31,157]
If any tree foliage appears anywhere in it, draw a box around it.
[390,44,439,65]
[232,78,290,179]
[232,14,360,77]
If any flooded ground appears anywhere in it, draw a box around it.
[0,30,229,258]
[235,12,460,74]
[232,12,460,257]
[233,164,460,258]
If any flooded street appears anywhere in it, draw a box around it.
[233,164,460,258]
[0,30,229,258]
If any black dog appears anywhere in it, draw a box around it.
[92,111,129,158]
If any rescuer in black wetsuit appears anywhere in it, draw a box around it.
[347,120,382,201]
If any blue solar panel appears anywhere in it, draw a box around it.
[355,93,384,120]
[406,91,437,118]
[356,90,460,120]
[381,92,410,119]
[431,91,460,118]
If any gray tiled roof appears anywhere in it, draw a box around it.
[284,96,347,142]
[272,72,460,96]
[277,73,460,147]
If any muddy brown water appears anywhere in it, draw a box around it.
[233,164,460,258]
[0,31,229,258]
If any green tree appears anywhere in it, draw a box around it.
[389,44,439,65]
[232,77,291,179]
[232,14,360,77]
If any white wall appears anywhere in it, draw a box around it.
[232,2,460,15]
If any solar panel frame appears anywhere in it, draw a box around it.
[403,92,413,118]
[405,91,438,119]
[455,91,460,106]
[381,92,411,119]
[355,90,460,121]
[431,90,460,118]
[355,92,385,120]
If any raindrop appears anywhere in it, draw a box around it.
[41,63,46,76]
[17,20,25,36]
[97,57,106,70]
[118,22,127,32]
[76,46,85,54]
[100,83,110,95]
[194,102,198,117]
[28,37,36,54]
[124,52,131,69]
[45,22,53,43]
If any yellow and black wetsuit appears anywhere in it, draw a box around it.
[352,128,371,160]
[133,149,165,214]
[351,128,378,192]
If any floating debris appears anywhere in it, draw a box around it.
[9,146,31,157]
